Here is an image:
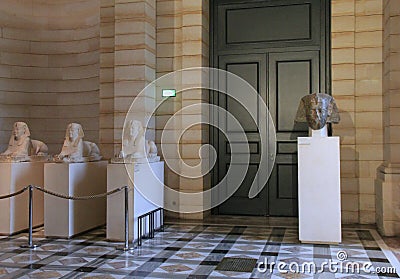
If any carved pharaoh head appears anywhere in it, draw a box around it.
[306,95,330,130]
[295,93,340,130]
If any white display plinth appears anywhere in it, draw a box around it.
[0,162,44,235]
[44,161,107,238]
[107,161,164,242]
[298,130,342,244]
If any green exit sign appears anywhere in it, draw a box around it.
[162,89,176,97]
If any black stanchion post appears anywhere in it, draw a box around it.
[149,212,152,238]
[139,215,142,246]
[152,211,155,237]
[116,186,133,251]
[152,211,155,238]
[21,185,40,249]
[144,212,150,239]
[151,210,155,238]
[161,208,164,232]
[137,216,141,247]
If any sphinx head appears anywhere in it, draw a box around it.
[66,123,84,142]
[13,122,30,141]
[128,120,144,141]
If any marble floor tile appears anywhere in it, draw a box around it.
[0,219,397,278]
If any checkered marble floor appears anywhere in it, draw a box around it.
[0,224,399,278]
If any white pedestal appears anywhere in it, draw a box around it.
[0,162,44,235]
[44,161,107,238]
[107,161,164,242]
[298,134,342,244]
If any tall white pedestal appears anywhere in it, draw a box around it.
[0,162,44,235]
[298,134,342,244]
[107,161,164,242]
[44,161,107,238]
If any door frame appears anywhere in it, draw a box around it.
[209,0,331,216]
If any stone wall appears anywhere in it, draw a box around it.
[0,0,100,153]
[0,0,392,226]
[331,0,383,224]
[99,0,156,159]
[375,0,400,236]
[156,0,210,219]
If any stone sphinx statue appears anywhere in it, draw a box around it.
[112,120,159,163]
[55,123,102,163]
[0,122,49,162]
[295,93,340,131]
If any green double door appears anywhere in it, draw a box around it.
[211,0,330,216]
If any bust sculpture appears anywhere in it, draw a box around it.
[112,120,159,163]
[295,93,340,130]
[55,123,102,163]
[0,122,48,162]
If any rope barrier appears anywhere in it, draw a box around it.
[0,186,29,199]
[28,185,132,251]
[0,184,153,252]
[33,186,125,200]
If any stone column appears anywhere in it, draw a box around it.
[331,0,358,224]
[99,0,116,158]
[332,0,384,225]
[100,0,156,158]
[156,0,210,219]
[376,0,400,236]
[354,0,383,224]
[178,0,210,219]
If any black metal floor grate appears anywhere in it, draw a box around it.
[215,257,258,273]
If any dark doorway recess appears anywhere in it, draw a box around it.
[210,0,331,216]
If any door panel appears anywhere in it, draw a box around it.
[226,63,259,132]
[268,51,319,216]
[226,3,311,44]
[277,165,298,199]
[217,54,267,216]
[277,61,311,131]
[217,0,321,51]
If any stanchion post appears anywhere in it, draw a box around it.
[116,186,133,251]
[161,208,164,232]
[21,185,40,249]
[149,212,152,239]
[151,211,155,238]
[138,216,142,247]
